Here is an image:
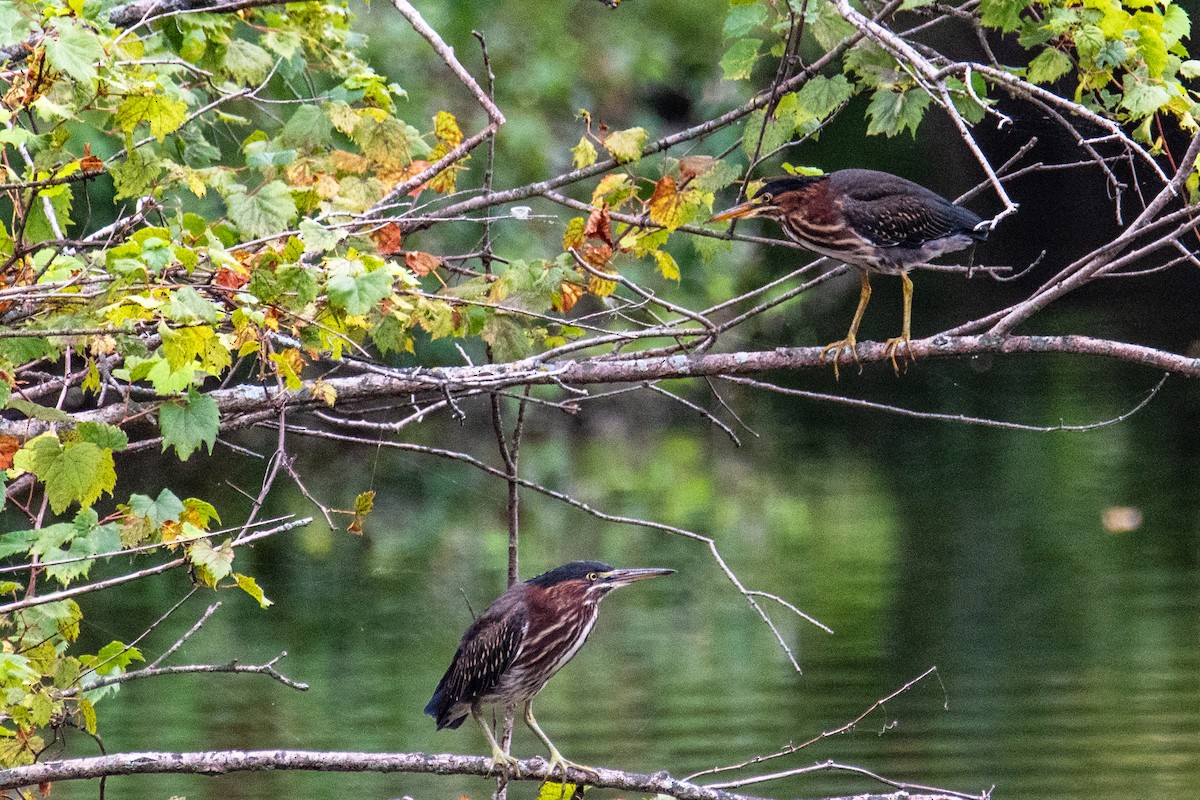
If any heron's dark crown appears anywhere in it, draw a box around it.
[755,176,824,200]
[526,560,614,588]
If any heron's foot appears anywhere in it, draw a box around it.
[883,334,913,375]
[820,335,860,380]
[487,745,522,777]
[544,745,597,783]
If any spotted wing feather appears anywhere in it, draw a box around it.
[833,170,986,248]
[425,602,527,730]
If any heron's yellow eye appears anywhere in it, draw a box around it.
[587,572,598,582]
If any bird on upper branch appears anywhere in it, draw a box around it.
[425,561,675,778]
[709,169,989,376]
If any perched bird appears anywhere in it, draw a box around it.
[425,561,674,777]
[709,169,989,375]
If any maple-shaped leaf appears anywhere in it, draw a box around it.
[226,181,297,239]
[603,127,647,164]
[648,175,686,231]
[159,389,219,461]
[347,490,375,535]
[190,538,235,586]
[572,136,598,169]
[44,20,104,87]
[115,93,188,143]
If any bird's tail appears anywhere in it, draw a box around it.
[424,688,468,730]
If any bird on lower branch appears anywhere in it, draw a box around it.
[709,169,990,376]
[425,561,675,778]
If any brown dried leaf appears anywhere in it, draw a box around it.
[370,222,404,255]
[405,250,442,277]
[0,435,20,470]
[584,205,613,246]
[215,267,249,291]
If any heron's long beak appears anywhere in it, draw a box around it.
[708,198,768,223]
[601,567,675,586]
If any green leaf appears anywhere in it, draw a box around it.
[13,436,115,513]
[128,488,186,527]
[865,88,931,138]
[327,268,392,315]
[282,105,332,151]
[82,641,144,676]
[1026,48,1074,85]
[603,127,647,164]
[112,148,163,201]
[190,538,234,586]
[44,21,104,86]
[720,38,761,81]
[234,573,273,608]
[742,108,793,158]
[979,0,1029,32]
[224,39,274,86]
[159,389,219,461]
[723,2,767,38]
[536,782,578,800]
[5,398,71,422]
[75,422,128,452]
[794,75,854,123]
[299,219,347,256]
[1120,78,1170,119]
[115,93,188,143]
[226,181,297,240]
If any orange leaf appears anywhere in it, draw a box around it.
[555,281,587,313]
[584,206,613,246]
[371,222,404,255]
[0,435,20,470]
[215,267,249,291]
[405,250,442,277]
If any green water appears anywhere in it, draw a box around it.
[50,354,1200,800]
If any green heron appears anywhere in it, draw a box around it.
[709,169,988,375]
[425,561,674,777]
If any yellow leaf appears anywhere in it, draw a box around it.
[654,250,681,281]
[563,217,586,250]
[603,126,647,164]
[312,380,337,407]
[648,175,685,231]
[434,110,463,147]
[571,136,597,169]
[268,348,305,390]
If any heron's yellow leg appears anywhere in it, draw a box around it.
[472,705,522,777]
[821,269,872,380]
[523,701,596,783]
[883,271,914,374]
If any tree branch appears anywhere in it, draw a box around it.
[0,750,974,800]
